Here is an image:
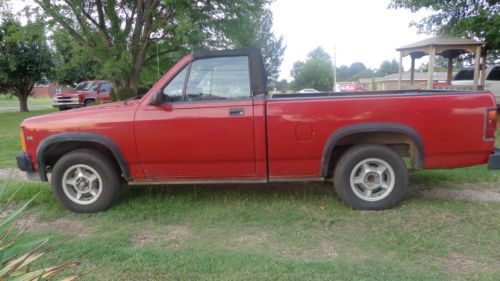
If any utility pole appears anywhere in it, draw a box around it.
[333,44,337,92]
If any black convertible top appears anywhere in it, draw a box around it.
[192,47,268,96]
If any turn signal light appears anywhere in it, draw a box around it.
[485,108,497,140]
[20,129,27,152]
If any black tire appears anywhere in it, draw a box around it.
[333,144,408,210]
[51,149,121,213]
[84,99,95,106]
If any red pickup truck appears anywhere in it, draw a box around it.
[53,80,113,110]
[16,48,500,213]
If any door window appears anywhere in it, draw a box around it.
[163,67,187,102]
[487,67,500,81]
[185,56,251,101]
[100,82,112,92]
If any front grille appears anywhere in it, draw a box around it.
[54,96,80,105]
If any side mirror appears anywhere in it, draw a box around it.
[149,90,164,105]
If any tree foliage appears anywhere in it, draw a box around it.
[291,47,334,91]
[377,59,399,76]
[0,13,53,111]
[389,0,500,57]
[34,0,284,94]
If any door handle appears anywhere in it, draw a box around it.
[229,108,245,116]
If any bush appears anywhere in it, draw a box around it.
[116,88,135,101]
[109,88,117,102]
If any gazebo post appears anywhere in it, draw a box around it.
[473,46,481,89]
[410,56,415,86]
[427,47,436,89]
[480,47,487,89]
[446,56,453,85]
[398,52,403,90]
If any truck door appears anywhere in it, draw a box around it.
[135,56,257,179]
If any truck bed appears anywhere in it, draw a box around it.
[265,89,496,179]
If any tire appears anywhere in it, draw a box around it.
[51,149,122,213]
[84,99,95,106]
[333,144,408,210]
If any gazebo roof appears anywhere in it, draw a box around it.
[397,34,485,51]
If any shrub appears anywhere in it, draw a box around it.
[0,181,80,280]
[109,88,117,102]
[116,88,135,101]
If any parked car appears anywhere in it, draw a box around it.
[452,65,500,105]
[298,88,320,93]
[17,47,500,213]
[335,83,368,92]
[53,80,113,110]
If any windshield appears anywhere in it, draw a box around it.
[453,68,474,81]
[75,81,99,91]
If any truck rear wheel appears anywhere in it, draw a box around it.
[333,144,408,210]
[51,149,121,213]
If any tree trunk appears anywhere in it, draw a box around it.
[18,94,29,112]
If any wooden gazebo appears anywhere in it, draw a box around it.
[396,35,487,89]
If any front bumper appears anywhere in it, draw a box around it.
[16,152,40,181]
[488,149,500,170]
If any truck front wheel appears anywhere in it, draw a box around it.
[333,144,408,210]
[51,149,121,213]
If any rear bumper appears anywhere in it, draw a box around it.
[16,152,41,181]
[488,149,500,170]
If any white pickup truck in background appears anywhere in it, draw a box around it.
[452,65,500,106]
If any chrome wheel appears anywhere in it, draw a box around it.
[62,164,103,205]
[349,158,395,202]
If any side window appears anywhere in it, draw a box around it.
[487,67,500,81]
[163,67,187,102]
[186,56,251,101]
[453,68,474,80]
[100,82,112,92]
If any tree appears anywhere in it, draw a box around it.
[225,9,285,82]
[34,0,277,94]
[291,47,334,91]
[51,28,99,86]
[0,15,53,112]
[377,59,399,76]
[389,0,500,57]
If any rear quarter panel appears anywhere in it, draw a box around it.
[266,92,495,178]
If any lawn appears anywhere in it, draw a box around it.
[0,95,53,108]
[1,109,500,280]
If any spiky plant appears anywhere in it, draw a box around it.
[0,180,80,280]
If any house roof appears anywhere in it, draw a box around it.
[359,72,451,83]
[397,35,485,51]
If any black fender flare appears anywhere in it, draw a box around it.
[320,122,424,177]
[36,132,131,182]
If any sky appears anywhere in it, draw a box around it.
[270,0,432,79]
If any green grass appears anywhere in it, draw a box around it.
[1,181,500,280]
[1,109,500,280]
[0,95,53,108]
[0,108,56,167]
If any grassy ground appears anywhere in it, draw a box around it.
[1,109,500,280]
[0,108,56,167]
[0,95,53,108]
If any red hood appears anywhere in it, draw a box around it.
[21,100,141,130]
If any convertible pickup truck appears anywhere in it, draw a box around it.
[16,48,500,213]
